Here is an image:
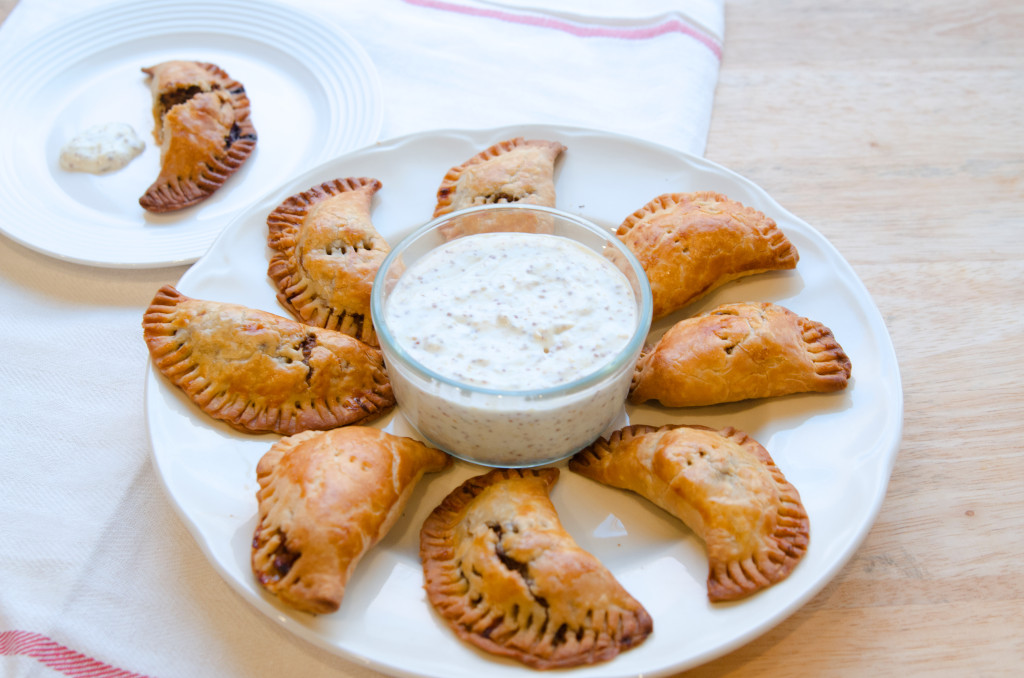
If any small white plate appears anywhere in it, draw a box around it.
[146,124,903,677]
[0,0,382,268]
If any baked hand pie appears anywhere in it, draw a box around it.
[267,177,387,346]
[629,301,852,407]
[252,427,451,614]
[142,285,394,435]
[570,424,809,602]
[420,467,652,669]
[616,191,799,319]
[139,60,257,212]
[432,137,566,239]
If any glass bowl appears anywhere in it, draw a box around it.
[371,204,652,468]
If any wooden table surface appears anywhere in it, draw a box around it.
[696,1,1024,676]
[2,0,1021,676]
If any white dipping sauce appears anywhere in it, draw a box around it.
[59,123,145,174]
[383,232,641,466]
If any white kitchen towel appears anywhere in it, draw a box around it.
[0,1,722,677]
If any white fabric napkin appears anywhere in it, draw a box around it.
[0,1,722,676]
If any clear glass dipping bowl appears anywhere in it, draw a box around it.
[371,204,652,468]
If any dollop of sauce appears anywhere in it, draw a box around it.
[385,232,637,390]
[382,232,642,466]
[58,122,145,174]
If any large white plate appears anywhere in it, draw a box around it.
[0,0,381,268]
[146,124,903,677]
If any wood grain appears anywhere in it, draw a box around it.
[692,0,1024,675]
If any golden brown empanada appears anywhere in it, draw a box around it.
[432,137,566,239]
[142,285,394,435]
[267,177,387,346]
[616,191,798,319]
[630,301,851,407]
[570,424,809,602]
[139,60,257,212]
[420,467,652,670]
[252,427,451,614]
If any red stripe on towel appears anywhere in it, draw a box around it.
[400,0,723,59]
[0,630,150,678]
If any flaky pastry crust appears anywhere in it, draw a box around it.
[432,137,566,239]
[629,301,852,407]
[616,191,798,319]
[420,468,652,669]
[139,60,257,212]
[252,427,450,614]
[142,285,394,435]
[570,424,809,602]
[267,177,387,346]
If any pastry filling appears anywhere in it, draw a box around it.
[158,85,203,115]
[254,528,299,584]
[324,237,377,257]
[226,121,256,149]
[299,334,316,385]
[478,191,521,204]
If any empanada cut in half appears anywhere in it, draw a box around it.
[630,301,852,407]
[420,467,652,670]
[570,424,809,602]
[616,191,799,319]
[139,60,257,213]
[142,285,394,435]
[432,137,566,239]
[252,427,451,614]
[267,177,387,346]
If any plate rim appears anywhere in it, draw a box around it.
[146,122,904,678]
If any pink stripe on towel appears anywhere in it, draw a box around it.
[0,630,150,678]
[401,0,723,59]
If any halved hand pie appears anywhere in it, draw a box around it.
[142,285,394,435]
[629,301,851,407]
[570,424,809,602]
[267,177,387,346]
[616,191,799,319]
[252,426,450,614]
[420,467,652,669]
[432,137,566,239]
[139,60,257,212]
